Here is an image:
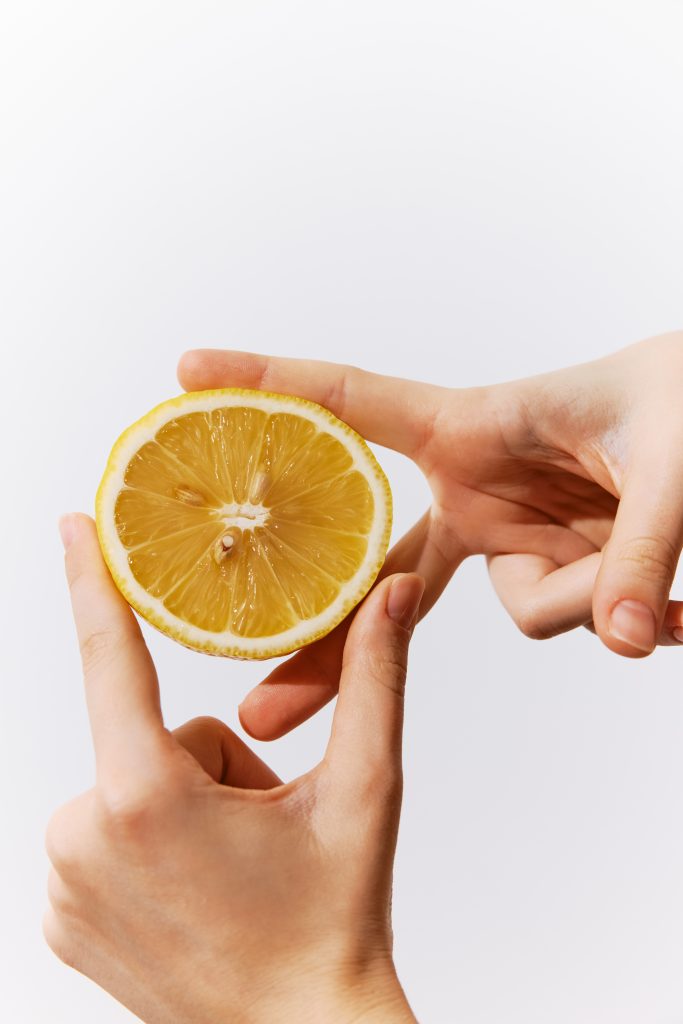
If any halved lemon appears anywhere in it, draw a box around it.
[96,389,392,658]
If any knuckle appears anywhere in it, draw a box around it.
[47,869,77,918]
[614,535,677,586]
[324,364,354,419]
[255,354,273,391]
[415,399,447,469]
[79,627,118,675]
[45,806,78,871]
[46,792,98,876]
[516,604,551,641]
[364,648,408,697]
[186,715,227,737]
[98,787,157,840]
[42,909,79,969]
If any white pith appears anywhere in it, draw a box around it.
[96,389,392,658]
[218,503,270,531]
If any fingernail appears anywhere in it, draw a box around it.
[386,574,425,629]
[609,599,656,653]
[58,514,78,551]
[673,628,683,644]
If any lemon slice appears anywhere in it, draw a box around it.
[96,389,392,658]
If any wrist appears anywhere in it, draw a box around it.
[312,970,415,1024]
[242,958,416,1024]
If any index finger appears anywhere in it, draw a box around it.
[239,507,464,740]
[59,513,165,785]
[177,348,443,460]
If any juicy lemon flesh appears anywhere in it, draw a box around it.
[114,408,374,637]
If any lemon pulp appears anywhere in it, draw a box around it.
[97,390,392,658]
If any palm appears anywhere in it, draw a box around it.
[177,341,683,739]
[424,423,617,561]
[418,387,627,641]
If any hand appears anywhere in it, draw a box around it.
[177,332,683,739]
[44,514,423,1024]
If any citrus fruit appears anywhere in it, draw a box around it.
[96,389,392,658]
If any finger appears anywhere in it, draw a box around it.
[238,640,343,741]
[172,717,281,789]
[489,551,683,646]
[324,574,424,794]
[239,509,463,740]
[486,520,598,566]
[177,349,443,460]
[593,452,683,656]
[59,514,165,786]
[662,601,683,645]
[589,605,683,644]
[487,551,601,638]
[239,517,591,740]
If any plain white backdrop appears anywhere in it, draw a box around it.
[2,2,683,1021]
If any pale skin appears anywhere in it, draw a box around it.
[175,331,683,740]
[46,333,683,1018]
[45,513,424,1023]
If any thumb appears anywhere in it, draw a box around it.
[324,573,425,792]
[593,453,683,656]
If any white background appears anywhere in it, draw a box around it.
[2,2,683,1021]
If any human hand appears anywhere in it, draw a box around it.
[44,514,422,1024]
[177,332,683,739]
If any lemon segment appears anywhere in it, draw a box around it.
[96,389,392,658]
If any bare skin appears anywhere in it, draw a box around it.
[177,332,683,741]
[45,514,423,1024]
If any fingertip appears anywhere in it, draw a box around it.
[58,513,79,551]
[58,512,96,554]
[344,574,424,652]
[661,600,683,645]
[176,348,215,391]
[237,695,262,740]
[237,684,325,741]
[177,348,265,392]
[593,581,660,656]
[605,598,657,657]
[238,682,294,741]
[60,514,129,614]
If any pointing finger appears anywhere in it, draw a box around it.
[324,574,424,797]
[60,514,165,788]
[177,348,443,461]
